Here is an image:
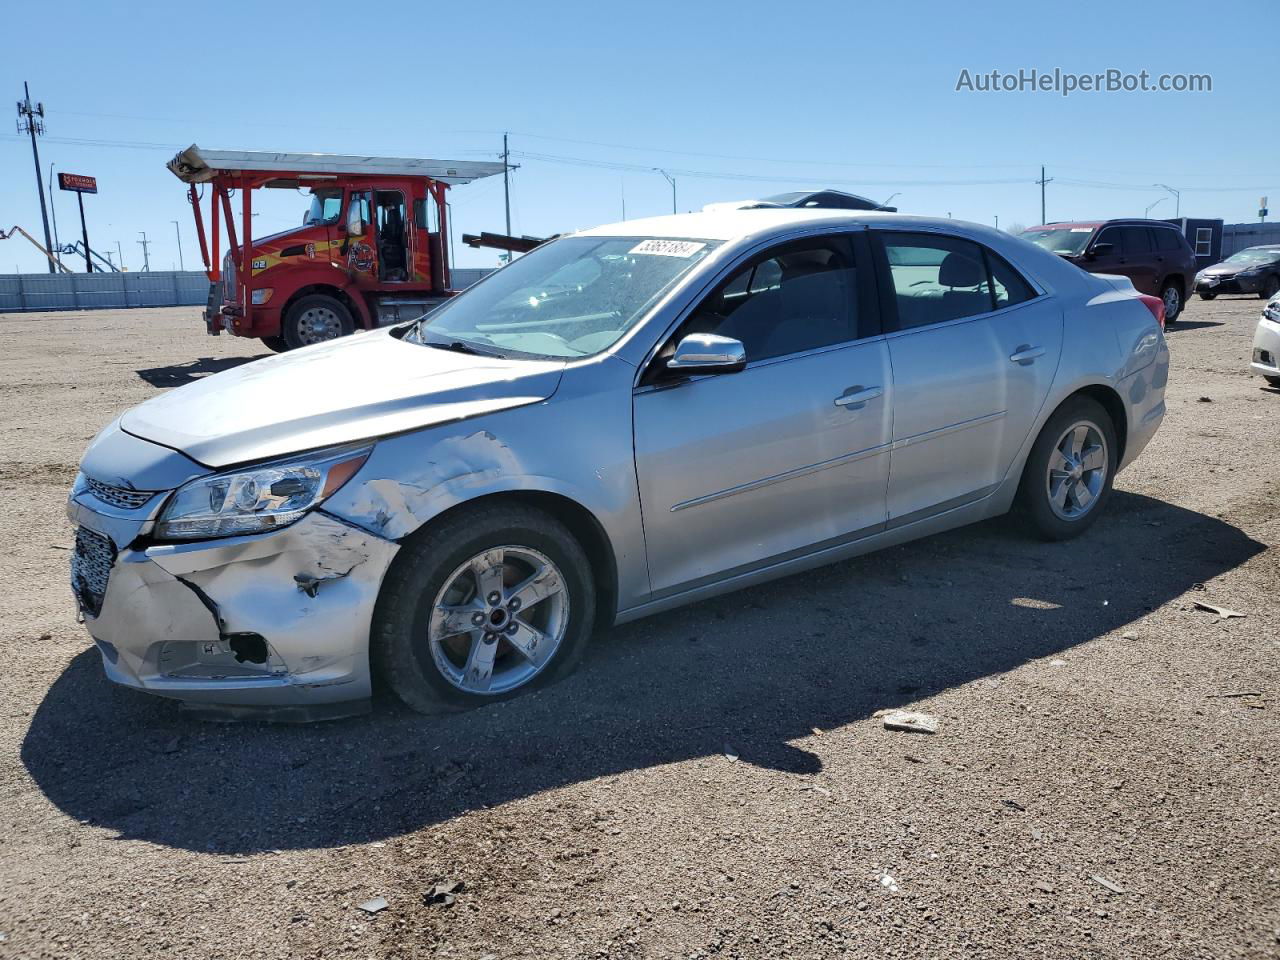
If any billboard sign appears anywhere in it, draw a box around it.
[57,173,98,194]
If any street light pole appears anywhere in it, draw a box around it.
[656,169,677,214]
[881,192,901,209]
[171,220,185,270]
[1154,183,1180,219]
[1144,197,1166,218]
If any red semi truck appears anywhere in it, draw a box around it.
[168,145,504,351]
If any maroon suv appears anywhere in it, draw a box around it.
[1020,220,1196,322]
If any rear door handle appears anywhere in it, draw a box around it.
[834,385,883,408]
[1009,345,1045,364]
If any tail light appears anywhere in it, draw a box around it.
[1137,293,1165,330]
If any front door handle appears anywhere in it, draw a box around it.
[834,385,883,409]
[1009,345,1045,365]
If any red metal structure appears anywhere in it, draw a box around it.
[168,145,504,351]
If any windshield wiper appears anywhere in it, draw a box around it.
[422,337,504,359]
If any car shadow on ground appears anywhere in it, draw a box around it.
[1165,320,1224,333]
[135,356,265,388]
[21,491,1264,853]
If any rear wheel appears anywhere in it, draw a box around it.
[1018,397,1117,541]
[283,294,354,350]
[1160,281,1183,322]
[373,503,596,713]
[258,335,288,353]
[1260,276,1280,300]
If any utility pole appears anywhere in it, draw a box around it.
[17,82,55,274]
[1036,166,1053,224]
[48,161,62,269]
[137,231,151,272]
[171,220,185,270]
[77,192,92,272]
[656,169,677,214]
[502,132,512,239]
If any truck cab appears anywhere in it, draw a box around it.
[168,146,504,350]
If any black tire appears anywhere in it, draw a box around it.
[282,294,355,350]
[1017,396,1118,541]
[1198,292,1217,301]
[1264,375,1280,388]
[259,335,289,353]
[1259,276,1280,300]
[372,503,596,713]
[1160,281,1183,322]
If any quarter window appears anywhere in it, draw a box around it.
[987,252,1036,309]
[676,235,860,363]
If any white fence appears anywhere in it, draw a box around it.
[0,268,495,313]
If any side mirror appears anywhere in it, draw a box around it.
[1088,241,1114,259]
[666,333,746,373]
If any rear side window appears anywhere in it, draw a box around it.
[880,234,992,329]
[1153,228,1181,252]
[1121,226,1153,254]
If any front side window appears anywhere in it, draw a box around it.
[674,235,860,363]
[1094,227,1123,252]
[414,235,720,358]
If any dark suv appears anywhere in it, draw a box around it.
[1020,220,1196,322]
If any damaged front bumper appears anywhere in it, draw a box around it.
[67,486,399,717]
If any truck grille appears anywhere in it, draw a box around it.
[71,526,116,617]
[85,477,154,510]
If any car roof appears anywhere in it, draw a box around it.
[1028,219,1181,231]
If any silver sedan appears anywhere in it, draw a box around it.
[67,210,1169,718]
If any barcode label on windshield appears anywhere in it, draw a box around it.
[629,239,706,258]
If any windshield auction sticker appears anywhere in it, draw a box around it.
[629,239,707,258]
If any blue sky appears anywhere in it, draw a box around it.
[3,0,1275,274]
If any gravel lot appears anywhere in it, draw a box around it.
[0,297,1276,960]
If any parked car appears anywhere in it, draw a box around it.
[1196,245,1280,301]
[68,210,1168,718]
[1250,291,1280,387]
[704,190,895,213]
[1020,219,1196,322]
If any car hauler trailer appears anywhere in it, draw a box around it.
[168,145,505,351]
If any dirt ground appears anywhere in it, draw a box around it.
[0,297,1276,960]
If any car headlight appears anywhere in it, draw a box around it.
[1265,298,1280,324]
[155,443,372,541]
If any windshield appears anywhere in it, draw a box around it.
[1222,248,1280,267]
[413,235,721,358]
[759,191,809,204]
[303,188,343,226]
[1019,226,1095,256]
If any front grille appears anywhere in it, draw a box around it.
[85,477,154,510]
[71,526,116,617]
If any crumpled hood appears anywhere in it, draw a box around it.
[121,330,565,468]
[1198,263,1239,276]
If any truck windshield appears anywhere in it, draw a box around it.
[1020,227,1095,256]
[303,189,343,226]
[413,236,721,358]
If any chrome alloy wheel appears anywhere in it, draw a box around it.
[1046,421,1108,521]
[1162,285,1181,319]
[428,546,569,694]
[296,305,343,344]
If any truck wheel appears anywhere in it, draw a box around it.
[1160,282,1182,322]
[372,503,596,713]
[259,335,289,353]
[283,294,354,349]
[1259,276,1280,300]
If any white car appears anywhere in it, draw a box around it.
[1252,292,1280,387]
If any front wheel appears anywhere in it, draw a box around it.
[283,294,355,350]
[1160,282,1183,322]
[259,335,289,353]
[373,503,596,713]
[1259,276,1280,300]
[1198,292,1217,301]
[1017,397,1117,541]
[1264,375,1280,388]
